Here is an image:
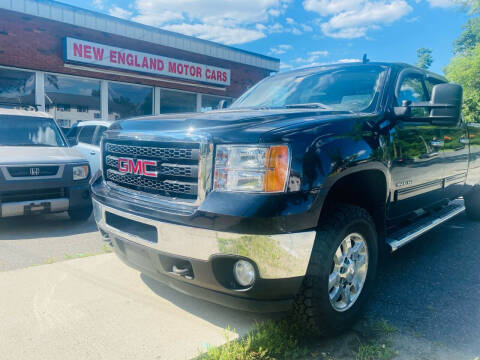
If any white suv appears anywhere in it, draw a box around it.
[66,121,111,175]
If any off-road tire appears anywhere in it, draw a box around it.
[68,206,93,221]
[292,204,378,336]
[464,188,480,220]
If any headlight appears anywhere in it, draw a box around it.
[73,165,89,180]
[214,145,289,193]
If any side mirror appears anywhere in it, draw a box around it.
[393,83,463,125]
[393,100,412,118]
[429,83,463,125]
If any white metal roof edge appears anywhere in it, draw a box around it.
[0,108,52,117]
[0,0,280,72]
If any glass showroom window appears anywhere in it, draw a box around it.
[160,89,196,113]
[201,94,232,111]
[108,82,153,120]
[0,68,35,108]
[45,74,101,128]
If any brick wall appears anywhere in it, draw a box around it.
[0,9,271,97]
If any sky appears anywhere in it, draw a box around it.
[58,0,473,75]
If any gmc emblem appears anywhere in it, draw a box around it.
[118,157,158,178]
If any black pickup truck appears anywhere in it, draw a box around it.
[91,62,480,334]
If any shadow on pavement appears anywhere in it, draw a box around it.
[140,272,275,335]
[366,213,480,356]
[0,213,97,240]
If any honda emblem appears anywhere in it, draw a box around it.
[29,168,40,176]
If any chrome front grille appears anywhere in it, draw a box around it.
[105,156,197,178]
[106,170,197,195]
[103,140,201,201]
[105,143,199,161]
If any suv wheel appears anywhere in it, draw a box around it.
[292,204,378,336]
[464,188,480,220]
[68,206,93,221]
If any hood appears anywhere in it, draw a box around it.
[110,108,368,143]
[0,146,86,165]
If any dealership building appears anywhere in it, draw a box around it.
[0,0,279,128]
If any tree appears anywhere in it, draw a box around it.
[446,0,480,122]
[416,48,433,69]
[454,17,480,54]
[457,0,479,14]
[445,43,480,122]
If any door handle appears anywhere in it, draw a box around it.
[90,151,96,155]
[430,140,444,147]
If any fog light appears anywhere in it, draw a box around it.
[233,260,256,287]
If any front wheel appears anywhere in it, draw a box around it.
[292,204,378,336]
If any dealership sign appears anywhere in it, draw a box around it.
[64,37,231,86]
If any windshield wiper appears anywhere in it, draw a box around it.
[285,102,333,109]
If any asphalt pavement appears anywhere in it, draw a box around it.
[0,211,479,359]
[0,213,104,270]
[366,212,480,358]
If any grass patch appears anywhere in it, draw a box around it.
[64,252,96,260]
[356,343,396,360]
[103,244,113,253]
[197,319,308,360]
[373,320,397,336]
[64,245,113,261]
[44,257,56,264]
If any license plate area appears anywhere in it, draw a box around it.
[24,202,51,215]
[105,211,158,243]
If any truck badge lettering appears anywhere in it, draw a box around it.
[118,157,157,178]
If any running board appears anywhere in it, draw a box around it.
[387,199,465,252]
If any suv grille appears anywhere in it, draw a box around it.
[103,140,200,201]
[7,166,59,177]
[1,187,65,203]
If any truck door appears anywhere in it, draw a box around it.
[388,70,446,219]
[425,77,469,200]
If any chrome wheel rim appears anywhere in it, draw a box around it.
[328,233,369,312]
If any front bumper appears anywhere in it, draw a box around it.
[93,199,316,312]
[0,183,91,218]
[0,162,91,217]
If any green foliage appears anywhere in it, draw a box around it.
[457,0,480,14]
[198,320,308,360]
[454,18,480,54]
[355,343,396,360]
[445,43,480,122]
[416,48,433,69]
[373,320,397,336]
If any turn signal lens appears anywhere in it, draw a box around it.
[214,145,290,193]
[73,165,89,181]
[265,145,289,192]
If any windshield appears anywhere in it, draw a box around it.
[231,65,388,112]
[0,115,67,147]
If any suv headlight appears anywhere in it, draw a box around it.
[214,145,289,193]
[73,165,89,180]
